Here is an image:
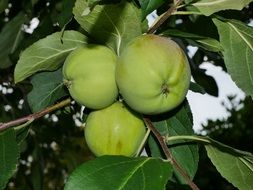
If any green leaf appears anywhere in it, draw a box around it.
[56,0,75,28]
[192,68,219,97]
[205,141,253,190]
[184,0,195,3]
[189,81,206,94]
[192,0,253,16]
[73,0,142,55]
[0,12,25,69]
[27,68,67,112]
[64,156,172,190]
[30,161,43,190]
[139,0,166,20]
[14,30,87,83]
[15,123,31,145]
[192,38,222,52]
[31,0,39,6]
[0,129,20,189]
[162,29,223,52]
[213,18,253,98]
[149,102,199,184]
[0,0,8,13]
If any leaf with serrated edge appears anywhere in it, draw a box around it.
[14,30,87,83]
[27,68,67,112]
[150,102,199,184]
[73,0,142,55]
[213,18,253,97]
[0,129,20,189]
[205,143,253,190]
[64,156,172,190]
[162,29,223,52]
[192,0,253,16]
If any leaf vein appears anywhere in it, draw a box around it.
[118,159,149,190]
[228,22,253,87]
[36,83,64,109]
[194,0,234,7]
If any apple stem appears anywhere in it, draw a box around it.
[143,118,200,190]
[135,127,151,157]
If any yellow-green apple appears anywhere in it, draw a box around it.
[116,34,191,114]
[63,45,118,109]
[84,102,146,156]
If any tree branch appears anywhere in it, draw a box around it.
[147,0,182,34]
[143,118,200,190]
[0,98,72,132]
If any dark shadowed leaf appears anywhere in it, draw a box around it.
[149,101,199,184]
[162,29,223,52]
[139,0,166,20]
[11,14,55,61]
[0,129,20,189]
[27,68,67,112]
[0,0,8,13]
[31,0,39,6]
[56,0,75,28]
[213,18,253,98]
[192,68,219,97]
[64,156,172,190]
[191,0,253,16]
[189,82,206,94]
[15,124,30,145]
[0,12,25,69]
[14,30,87,83]
[73,0,142,55]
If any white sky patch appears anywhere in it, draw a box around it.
[188,63,245,132]
[187,46,198,58]
[248,19,253,27]
[147,10,158,27]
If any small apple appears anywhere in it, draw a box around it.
[116,34,191,114]
[84,102,146,156]
[63,45,118,109]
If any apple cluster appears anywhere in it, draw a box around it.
[62,34,191,157]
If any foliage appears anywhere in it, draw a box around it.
[0,0,253,190]
[203,96,253,148]
[194,96,253,190]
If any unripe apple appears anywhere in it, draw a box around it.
[116,34,191,114]
[63,45,118,109]
[84,102,146,156]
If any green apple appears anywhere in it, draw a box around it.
[63,45,118,109]
[84,102,146,156]
[116,34,191,114]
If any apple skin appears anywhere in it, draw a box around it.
[115,34,191,115]
[84,102,146,156]
[63,45,118,109]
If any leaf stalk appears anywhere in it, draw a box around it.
[143,118,200,190]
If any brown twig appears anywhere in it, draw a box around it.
[147,0,182,34]
[0,98,71,132]
[143,118,200,190]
